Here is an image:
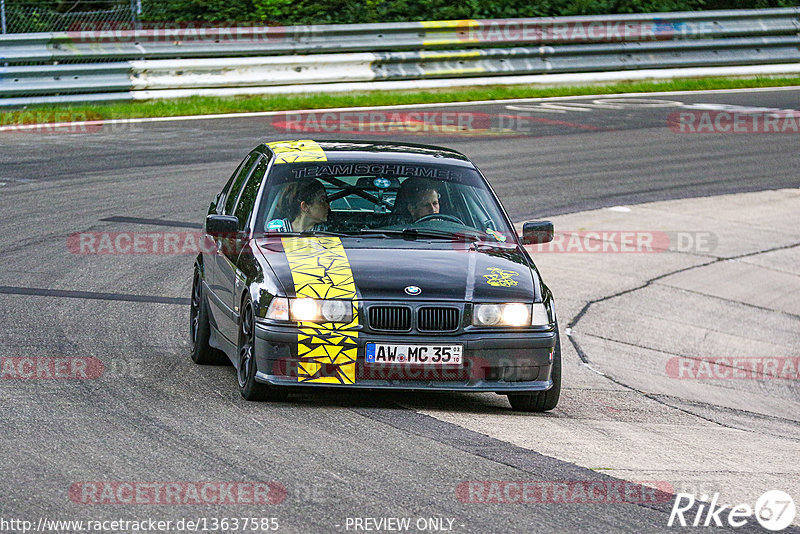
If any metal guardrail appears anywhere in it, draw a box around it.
[1,8,799,106]
[2,8,799,63]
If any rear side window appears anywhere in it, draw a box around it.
[223,153,259,215]
[234,157,269,231]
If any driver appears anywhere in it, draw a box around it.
[407,183,440,222]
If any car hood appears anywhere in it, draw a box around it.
[256,237,537,302]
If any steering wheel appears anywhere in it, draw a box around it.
[415,213,465,225]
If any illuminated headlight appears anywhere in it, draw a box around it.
[291,298,318,321]
[531,303,551,326]
[473,303,530,327]
[503,303,530,326]
[288,298,353,323]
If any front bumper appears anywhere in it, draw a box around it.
[253,322,557,393]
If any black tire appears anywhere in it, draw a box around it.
[237,298,288,402]
[190,269,228,365]
[508,332,562,412]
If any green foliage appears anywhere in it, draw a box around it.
[140,0,800,24]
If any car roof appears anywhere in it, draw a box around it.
[255,139,474,166]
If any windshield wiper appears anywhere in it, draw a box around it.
[353,229,480,241]
[259,230,351,238]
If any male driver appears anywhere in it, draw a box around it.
[407,185,440,221]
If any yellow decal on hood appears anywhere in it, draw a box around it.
[268,140,327,164]
[484,267,519,287]
[282,237,358,384]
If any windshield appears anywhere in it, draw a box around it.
[254,161,515,242]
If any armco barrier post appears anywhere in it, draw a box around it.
[1,0,6,35]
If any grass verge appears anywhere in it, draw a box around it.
[4,76,800,123]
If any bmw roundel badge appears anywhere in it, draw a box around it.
[404,286,422,296]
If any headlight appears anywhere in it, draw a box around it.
[473,303,530,327]
[474,304,502,326]
[289,298,353,323]
[531,302,551,326]
[291,298,319,321]
[321,299,351,322]
[503,303,530,326]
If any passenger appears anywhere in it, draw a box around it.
[266,179,329,232]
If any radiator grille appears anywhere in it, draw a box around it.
[368,306,411,331]
[418,307,460,332]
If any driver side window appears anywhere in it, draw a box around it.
[222,153,259,215]
[234,157,268,231]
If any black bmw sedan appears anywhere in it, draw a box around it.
[190,140,560,411]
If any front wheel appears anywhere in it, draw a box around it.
[507,331,561,412]
[237,298,287,402]
[190,269,227,365]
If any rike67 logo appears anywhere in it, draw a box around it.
[669,490,796,531]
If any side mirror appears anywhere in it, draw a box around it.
[521,221,554,244]
[206,214,239,237]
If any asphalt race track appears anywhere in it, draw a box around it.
[1,87,799,533]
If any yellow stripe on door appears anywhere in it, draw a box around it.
[282,237,358,384]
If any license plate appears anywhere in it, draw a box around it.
[365,343,463,365]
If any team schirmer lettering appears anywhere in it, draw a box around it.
[292,164,454,179]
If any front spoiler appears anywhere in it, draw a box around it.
[253,371,553,393]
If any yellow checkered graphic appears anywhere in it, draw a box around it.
[267,140,327,164]
[282,237,358,384]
